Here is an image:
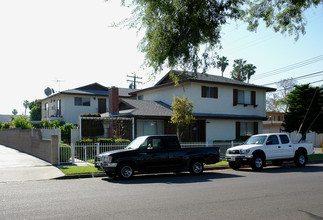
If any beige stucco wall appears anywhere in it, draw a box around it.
[0,128,59,165]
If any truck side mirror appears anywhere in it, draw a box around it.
[266,140,273,145]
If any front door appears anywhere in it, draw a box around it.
[98,98,106,113]
[265,135,283,159]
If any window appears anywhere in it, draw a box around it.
[57,99,62,116]
[233,89,256,106]
[142,137,164,150]
[267,135,279,145]
[279,135,290,144]
[74,97,90,106]
[240,122,254,137]
[138,95,143,100]
[236,121,258,140]
[45,103,49,117]
[201,86,218,98]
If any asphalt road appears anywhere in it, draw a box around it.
[1,163,323,220]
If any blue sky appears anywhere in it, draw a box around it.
[0,0,322,115]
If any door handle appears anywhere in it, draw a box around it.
[289,145,292,147]
[278,146,281,148]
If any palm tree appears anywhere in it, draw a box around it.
[23,100,29,115]
[12,109,18,115]
[245,64,257,83]
[231,59,247,82]
[217,56,229,77]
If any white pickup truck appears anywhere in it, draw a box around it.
[225,133,314,170]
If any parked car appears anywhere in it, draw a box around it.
[225,133,314,170]
[95,135,220,179]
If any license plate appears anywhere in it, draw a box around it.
[231,157,236,161]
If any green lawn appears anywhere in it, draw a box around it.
[60,166,104,175]
[59,154,323,175]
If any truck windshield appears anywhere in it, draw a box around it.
[245,135,267,145]
[126,136,147,150]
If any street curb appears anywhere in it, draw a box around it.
[56,159,323,180]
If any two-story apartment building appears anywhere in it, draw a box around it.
[103,70,276,142]
[40,83,137,125]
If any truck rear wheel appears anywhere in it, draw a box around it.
[189,160,204,175]
[294,151,307,167]
[251,154,264,171]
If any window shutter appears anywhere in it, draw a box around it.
[213,87,218,98]
[201,86,206,98]
[253,122,258,134]
[233,89,238,106]
[236,121,240,139]
[251,91,256,106]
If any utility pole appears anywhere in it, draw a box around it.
[127,73,142,89]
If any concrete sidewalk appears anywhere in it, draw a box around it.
[0,145,64,183]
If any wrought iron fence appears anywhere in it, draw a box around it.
[59,143,127,165]
[59,141,243,165]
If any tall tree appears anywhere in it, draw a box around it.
[119,0,322,76]
[28,100,41,121]
[231,59,247,82]
[23,100,29,115]
[217,56,229,77]
[12,109,18,116]
[283,84,323,141]
[170,96,195,140]
[245,64,257,83]
[266,78,297,112]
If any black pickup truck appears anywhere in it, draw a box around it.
[95,135,220,179]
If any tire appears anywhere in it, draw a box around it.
[117,163,134,179]
[189,160,204,175]
[294,151,307,167]
[229,162,241,170]
[251,154,264,170]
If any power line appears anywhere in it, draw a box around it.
[252,55,323,81]
[261,70,323,86]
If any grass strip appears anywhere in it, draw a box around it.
[60,166,104,175]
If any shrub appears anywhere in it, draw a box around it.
[115,139,131,144]
[97,138,114,144]
[59,146,71,163]
[1,122,11,129]
[76,139,93,144]
[61,123,77,144]
[12,116,33,129]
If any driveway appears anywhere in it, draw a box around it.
[0,144,64,183]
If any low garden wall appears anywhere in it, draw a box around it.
[0,128,59,165]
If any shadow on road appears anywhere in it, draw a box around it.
[101,171,244,184]
[238,164,323,174]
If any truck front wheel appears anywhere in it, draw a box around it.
[117,163,134,179]
[294,152,307,167]
[251,155,264,170]
[190,160,204,175]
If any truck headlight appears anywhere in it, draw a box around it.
[102,156,112,163]
[240,149,250,154]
